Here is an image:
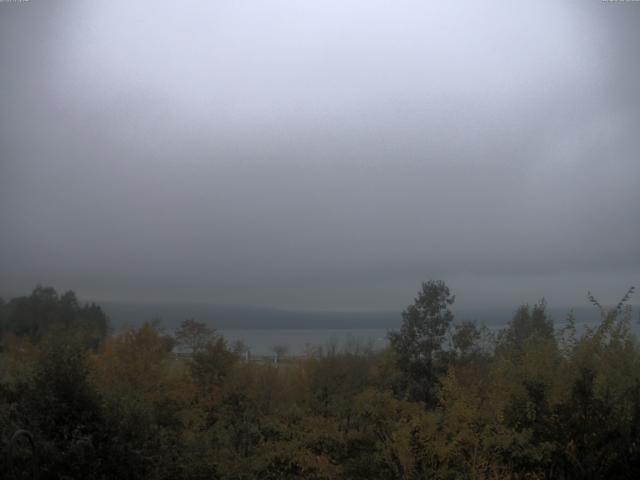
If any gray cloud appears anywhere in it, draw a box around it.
[1,0,638,310]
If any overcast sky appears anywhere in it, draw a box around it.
[1,0,639,311]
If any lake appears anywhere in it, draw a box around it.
[218,328,390,356]
[217,310,622,356]
[102,300,622,356]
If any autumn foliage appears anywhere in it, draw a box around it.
[1,284,639,479]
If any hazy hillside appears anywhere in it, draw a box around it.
[100,300,609,331]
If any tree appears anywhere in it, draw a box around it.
[0,297,6,343]
[451,321,486,362]
[19,336,109,479]
[189,336,237,391]
[1,286,109,347]
[174,318,214,354]
[232,339,250,359]
[497,299,554,356]
[388,280,455,405]
[272,344,288,363]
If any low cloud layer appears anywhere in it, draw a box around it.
[1,1,639,310]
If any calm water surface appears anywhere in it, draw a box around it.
[218,329,389,356]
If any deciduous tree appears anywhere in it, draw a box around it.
[388,280,455,405]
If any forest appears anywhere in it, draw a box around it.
[0,282,639,479]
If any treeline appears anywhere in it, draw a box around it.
[0,286,109,347]
[0,282,639,479]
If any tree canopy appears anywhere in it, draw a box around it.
[1,283,639,479]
